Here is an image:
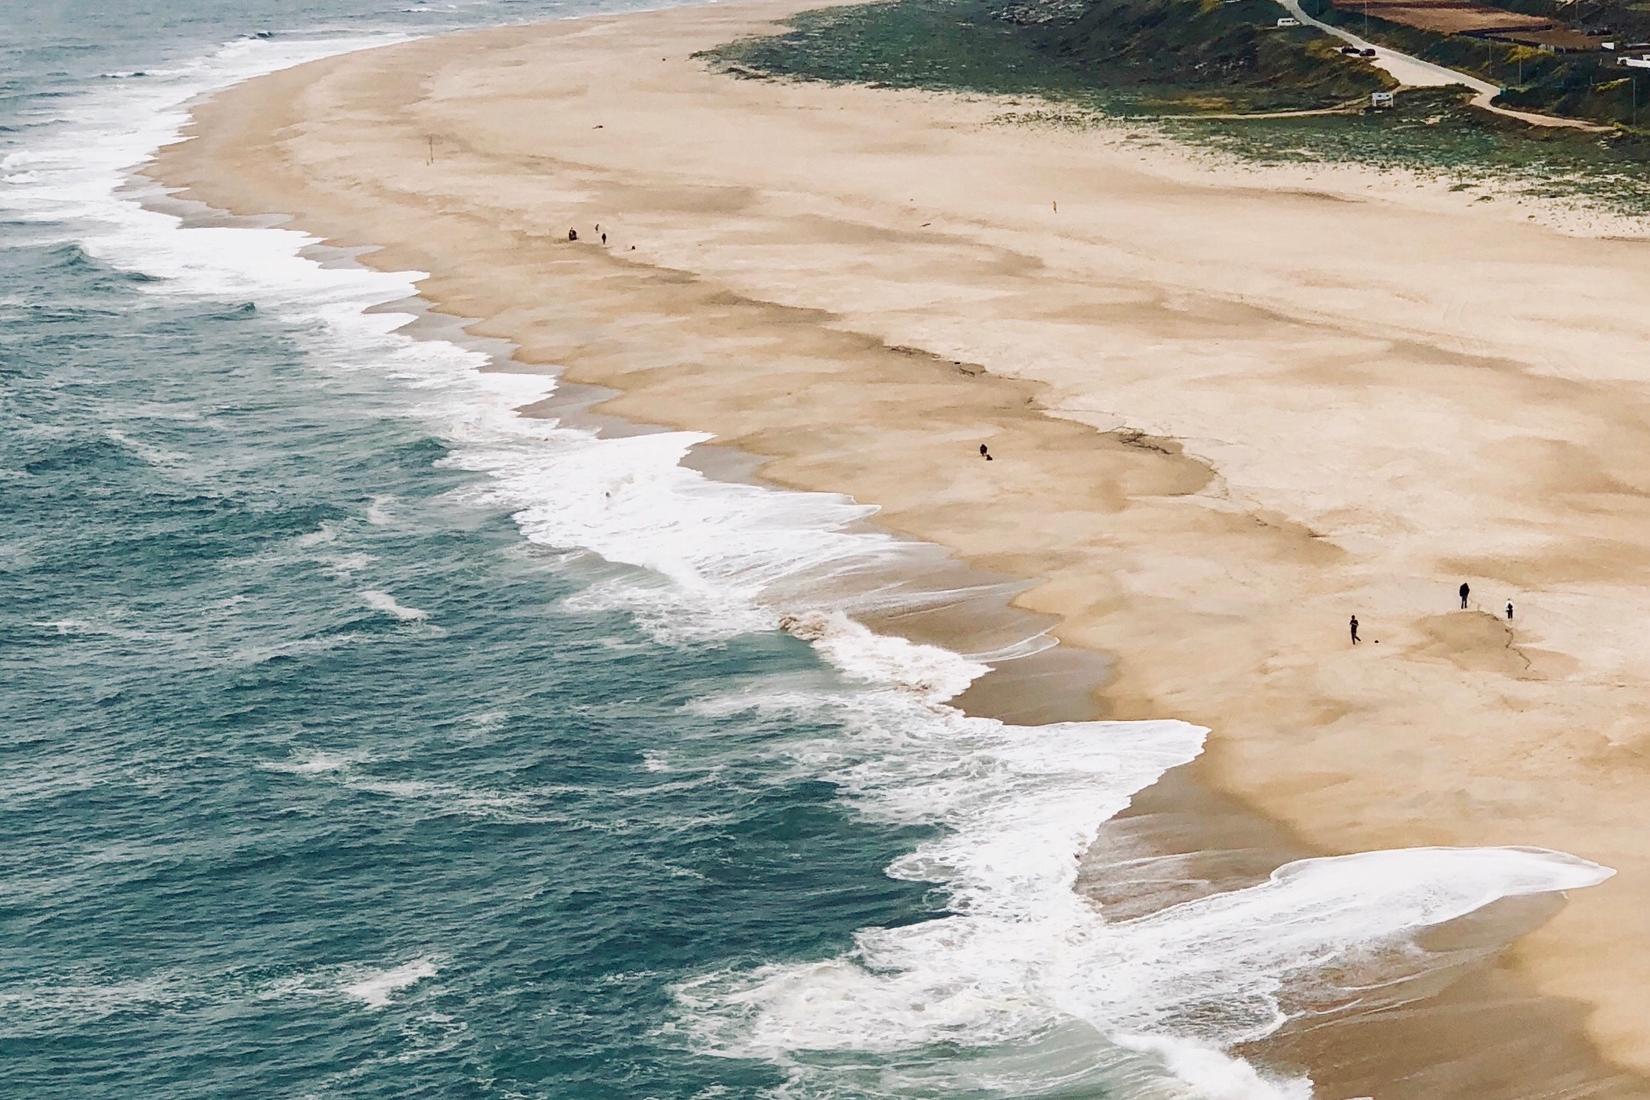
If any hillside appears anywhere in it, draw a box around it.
[704,0,1392,113]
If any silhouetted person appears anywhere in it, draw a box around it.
[1459,582,1470,609]
[1506,600,1514,620]
[979,444,993,462]
[568,228,578,242]
[1350,615,1360,645]
[601,232,607,245]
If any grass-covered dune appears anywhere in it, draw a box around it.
[701,0,1650,213]
[704,0,1390,113]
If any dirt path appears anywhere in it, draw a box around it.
[1275,0,1614,131]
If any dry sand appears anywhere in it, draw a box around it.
[152,1,1650,1092]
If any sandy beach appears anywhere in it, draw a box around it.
[152,2,1650,1092]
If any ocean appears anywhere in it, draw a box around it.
[0,2,1616,1097]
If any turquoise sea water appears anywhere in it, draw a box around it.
[0,3,1623,1098]
[0,6,927,1096]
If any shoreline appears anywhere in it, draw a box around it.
[145,189,1609,1100]
[147,2,1650,1093]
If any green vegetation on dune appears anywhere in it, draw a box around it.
[702,0,1650,215]
[704,0,1388,113]
[1047,0,1393,108]
[705,0,1108,100]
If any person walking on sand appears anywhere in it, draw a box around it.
[1507,600,1515,620]
[568,228,578,242]
[979,443,993,462]
[1350,615,1360,645]
[1459,581,1470,610]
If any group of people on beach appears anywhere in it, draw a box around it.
[1349,582,1514,645]
[569,223,632,249]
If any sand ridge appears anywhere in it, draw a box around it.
[152,1,1650,1090]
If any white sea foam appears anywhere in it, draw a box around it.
[295,522,339,548]
[264,750,542,818]
[262,750,360,775]
[340,958,440,1008]
[461,708,509,736]
[676,628,1612,1095]
[341,775,532,815]
[33,617,155,640]
[365,494,397,526]
[360,588,430,621]
[0,974,191,1020]
[267,957,444,1009]
[6,27,1616,1096]
[318,551,377,578]
[104,427,191,469]
[781,609,987,700]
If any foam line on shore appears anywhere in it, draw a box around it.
[675,615,1610,1096]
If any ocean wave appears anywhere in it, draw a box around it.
[31,616,157,641]
[317,551,377,578]
[104,426,191,469]
[4,956,442,1034]
[340,775,532,816]
[232,630,369,665]
[673,627,1611,1095]
[294,521,340,548]
[264,750,554,822]
[365,494,397,526]
[0,973,195,1021]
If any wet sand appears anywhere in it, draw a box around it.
[152,0,1650,1092]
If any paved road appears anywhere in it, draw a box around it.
[1274,0,1612,130]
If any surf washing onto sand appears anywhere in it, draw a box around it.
[0,5,1613,1098]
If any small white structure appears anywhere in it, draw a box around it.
[1370,90,1396,108]
[1276,16,1301,26]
